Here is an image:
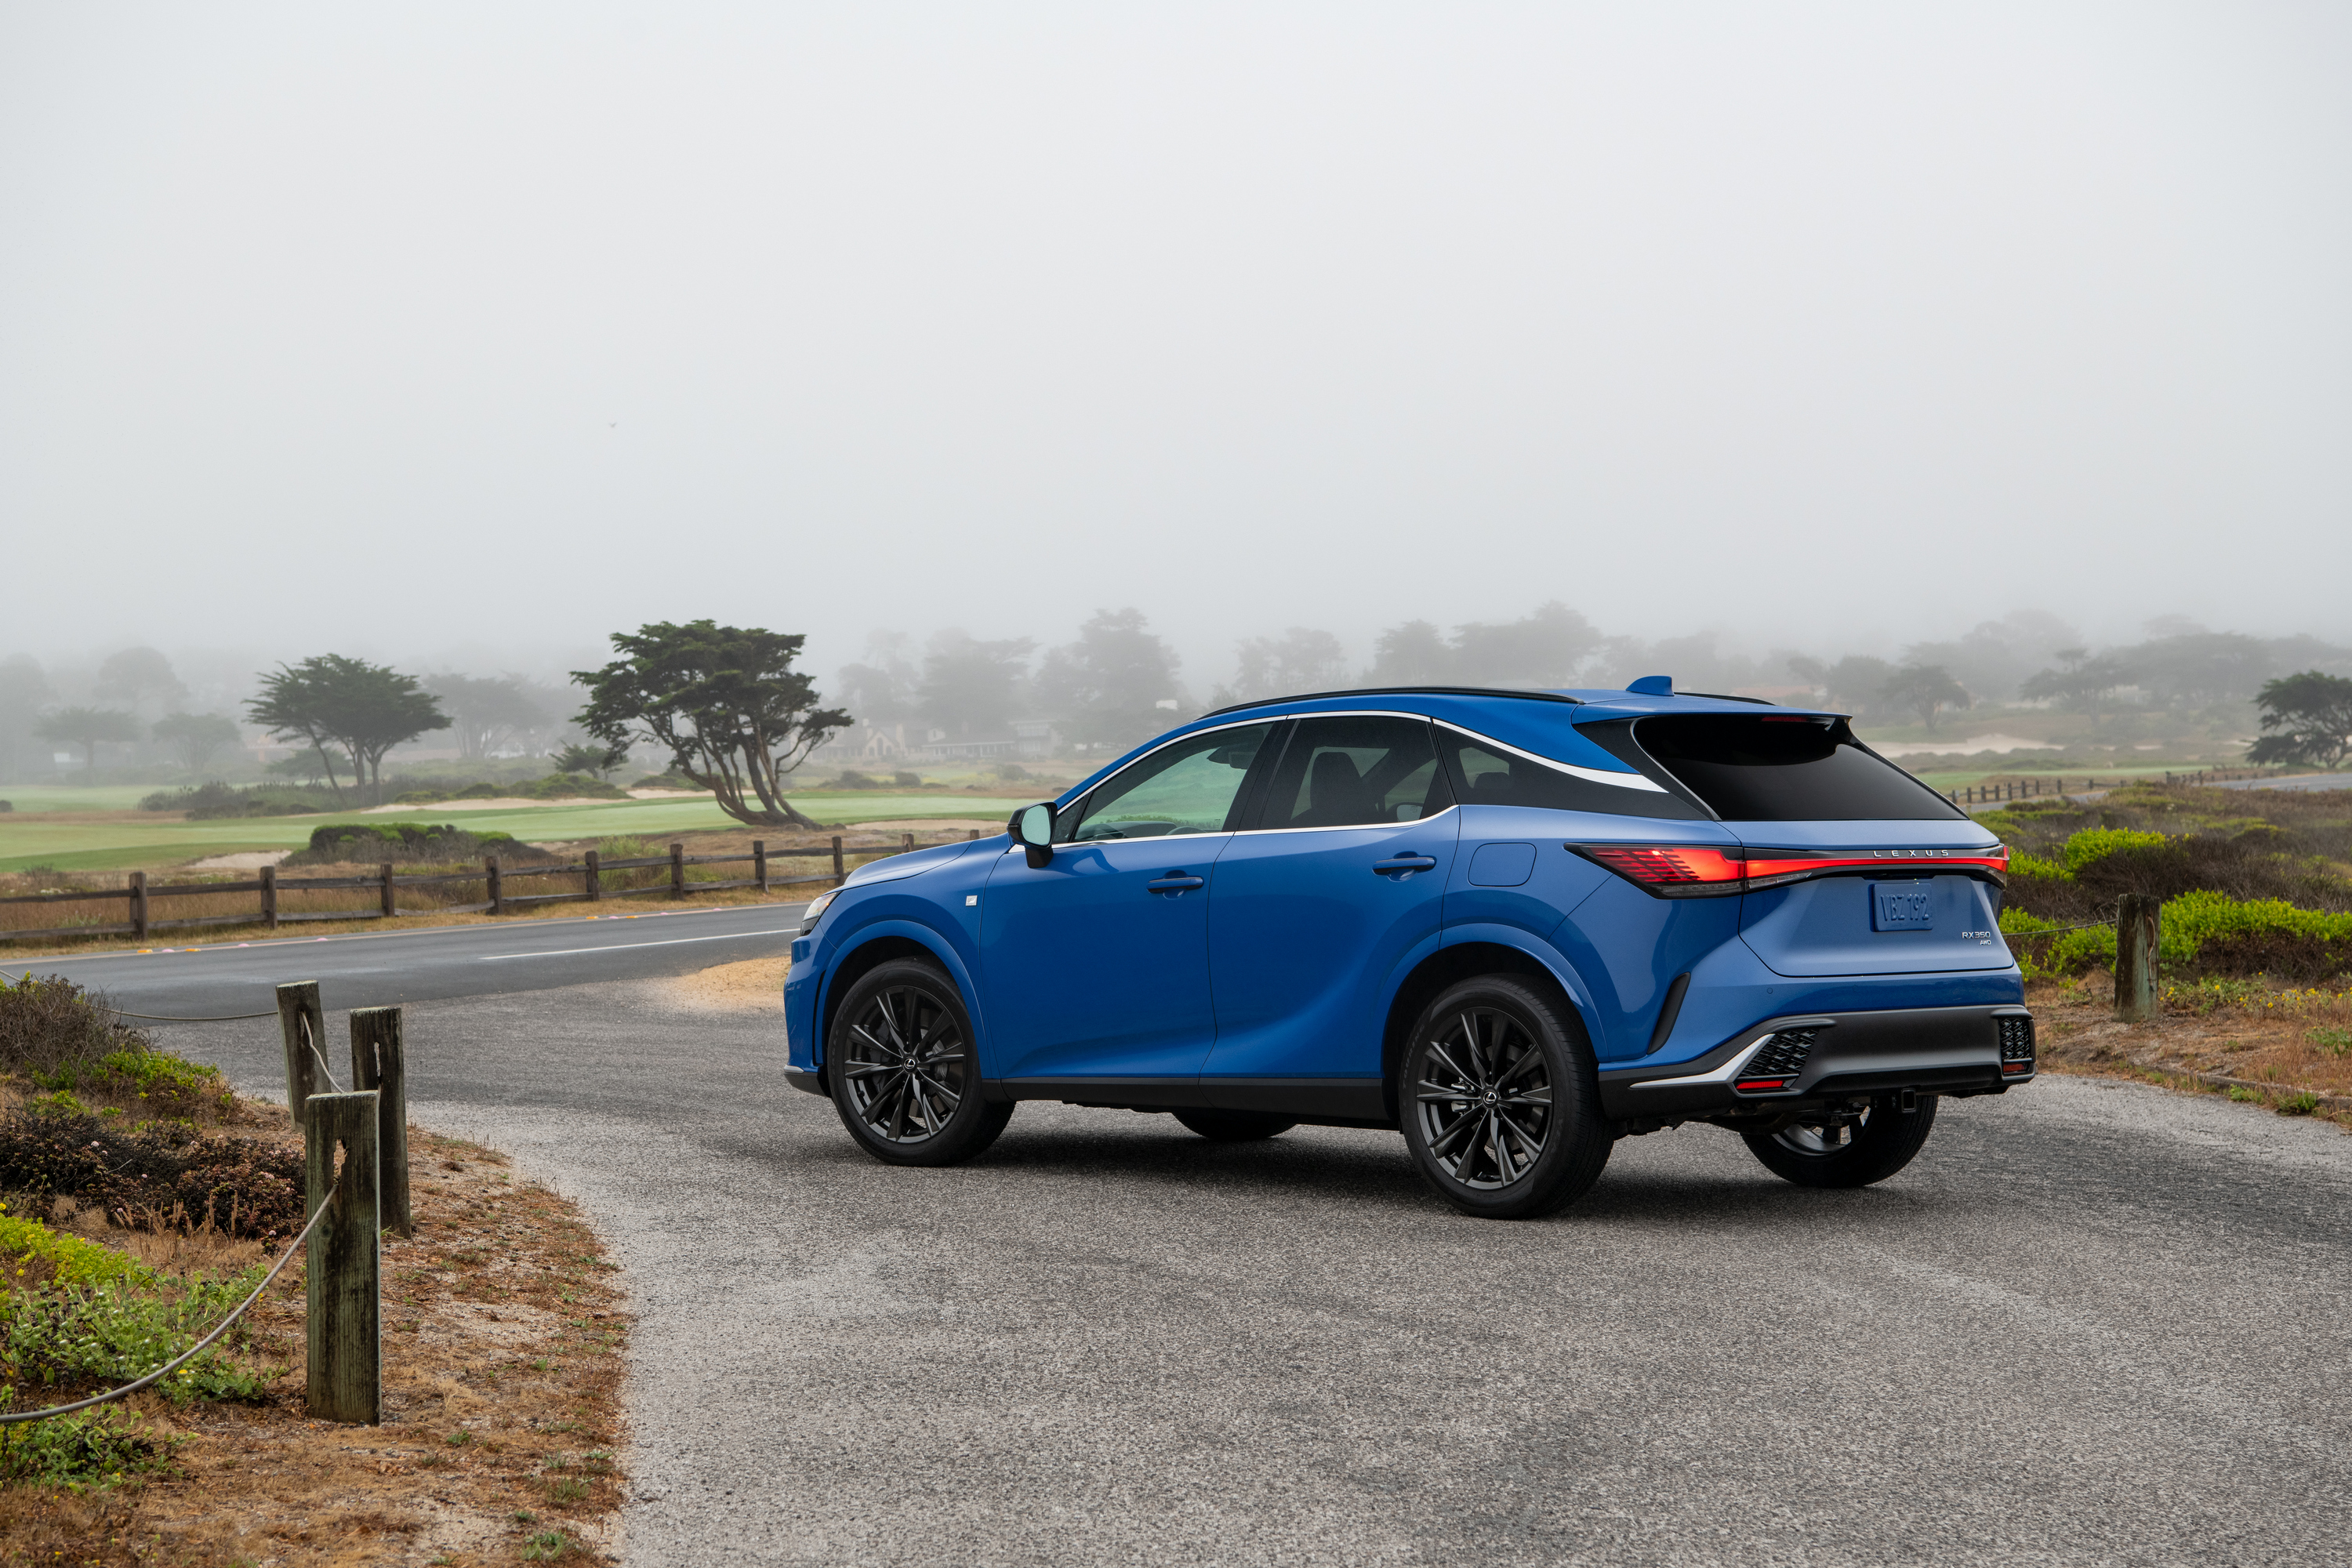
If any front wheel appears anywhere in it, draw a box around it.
[1399,976,1610,1220]
[828,959,1014,1167]
[1742,1094,1937,1188]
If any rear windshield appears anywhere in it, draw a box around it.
[1632,715,1961,822]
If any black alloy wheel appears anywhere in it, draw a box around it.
[1171,1109,1297,1142]
[1399,976,1610,1219]
[1741,1093,1938,1189]
[827,959,1014,1167]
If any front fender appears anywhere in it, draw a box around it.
[807,915,989,1070]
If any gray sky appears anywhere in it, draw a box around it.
[4,2,2347,691]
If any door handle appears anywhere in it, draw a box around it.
[1374,855,1438,876]
[1146,874,1205,894]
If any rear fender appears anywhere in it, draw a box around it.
[1379,924,1606,1118]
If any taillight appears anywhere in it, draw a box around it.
[1571,843,2008,898]
[1575,844,1747,898]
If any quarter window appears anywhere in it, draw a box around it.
[1257,717,1453,829]
[1439,733,1704,820]
[1063,723,1277,841]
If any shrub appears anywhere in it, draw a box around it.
[0,1407,165,1487]
[628,772,698,791]
[836,771,880,790]
[893,771,923,787]
[0,1212,148,1290]
[32,1047,230,1121]
[158,782,330,820]
[0,1112,303,1240]
[2062,827,2170,871]
[0,801,11,813]
[0,1264,269,1406]
[0,975,143,1080]
[2002,890,2352,982]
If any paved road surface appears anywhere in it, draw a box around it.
[20,902,808,1020]
[2215,772,2352,792]
[160,981,2351,1566]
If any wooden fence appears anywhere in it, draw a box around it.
[1,832,975,945]
[1945,767,2279,807]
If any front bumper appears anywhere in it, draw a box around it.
[1596,1004,2034,1121]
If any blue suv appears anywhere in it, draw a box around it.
[782,684,2032,1218]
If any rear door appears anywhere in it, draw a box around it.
[1617,713,2013,977]
[1203,715,1459,1079]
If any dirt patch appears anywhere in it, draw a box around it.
[185,851,294,870]
[660,953,790,1012]
[0,1112,631,1566]
[2033,971,2352,1125]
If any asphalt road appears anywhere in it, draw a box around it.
[154,978,2351,1566]
[2216,773,2352,793]
[21,902,808,1020]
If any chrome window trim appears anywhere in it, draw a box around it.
[1052,706,1662,844]
[1227,804,1461,839]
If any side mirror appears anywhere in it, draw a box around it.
[1008,802,1057,869]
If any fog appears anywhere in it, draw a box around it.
[5,2,2350,695]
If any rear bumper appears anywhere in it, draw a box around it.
[1596,1004,2034,1121]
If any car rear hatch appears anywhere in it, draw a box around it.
[1584,710,2012,977]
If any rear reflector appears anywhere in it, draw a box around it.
[1572,843,2008,898]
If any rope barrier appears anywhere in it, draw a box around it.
[109,1009,277,1022]
[0,1196,332,1425]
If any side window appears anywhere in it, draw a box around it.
[1256,717,1454,830]
[1439,733,1704,820]
[1063,723,1277,841]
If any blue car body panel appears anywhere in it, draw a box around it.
[788,687,2030,1127]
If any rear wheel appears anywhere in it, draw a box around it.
[827,959,1014,1167]
[1742,1094,1937,1188]
[1399,976,1610,1220]
[1171,1109,1296,1142]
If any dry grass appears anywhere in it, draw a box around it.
[2,826,988,958]
[2032,969,2352,1124]
[659,954,791,1013]
[0,1106,630,1566]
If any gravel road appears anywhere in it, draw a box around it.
[166,982,2352,1566]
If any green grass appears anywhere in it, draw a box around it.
[0,791,1013,873]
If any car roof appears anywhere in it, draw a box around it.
[1060,686,1851,804]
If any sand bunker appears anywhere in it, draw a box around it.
[186,849,293,869]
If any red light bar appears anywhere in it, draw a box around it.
[1734,1077,1795,1092]
[1742,845,2009,890]
[1572,843,2008,898]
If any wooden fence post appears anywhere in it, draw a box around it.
[902,832,914,853]
[349,1007,412,1236]
[261,864,278,930]
[2115,894,2160,1022]
[304,1090,381,1424]
[379,862,395,920]
[831,836,845,887]
[584,849,601,902]
[486,855,503,916]
[670,842,684,899]
[753,840,767,894]
[129,871,147,941]
[277,980,326,1127]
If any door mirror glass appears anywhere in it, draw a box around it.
[1009,802,1057,866]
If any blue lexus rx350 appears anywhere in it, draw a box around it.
[782,682,2032,1218]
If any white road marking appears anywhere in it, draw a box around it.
[477,928,801,961]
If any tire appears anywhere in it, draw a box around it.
[827,959,1014,1167]
[1399,975,1610,1220]
[1742,1094,1938,1189]
[1171,1109,1297,1142]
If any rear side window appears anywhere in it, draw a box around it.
[1632,715,1962,822]
[1439,734,1704,820]
[1256,717,1454,829]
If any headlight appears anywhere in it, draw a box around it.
[799,887,840,935]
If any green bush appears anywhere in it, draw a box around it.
[31,1047,230,1121]
[0,1212,148,1291]
[143,781,330,819]
[2061,827,2170,871]
[2002,890,2352,981]
[0,1406,166,1488]
[0,1265,269,1406]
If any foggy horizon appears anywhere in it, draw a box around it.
[6,4,2350,702]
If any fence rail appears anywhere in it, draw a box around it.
[2,831,981,944]
[1945,768,2280,807]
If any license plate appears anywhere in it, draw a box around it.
[1871,882,1933,931]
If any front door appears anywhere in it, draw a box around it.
[979,721,1279,1081]
[1205,715,1460,1080]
